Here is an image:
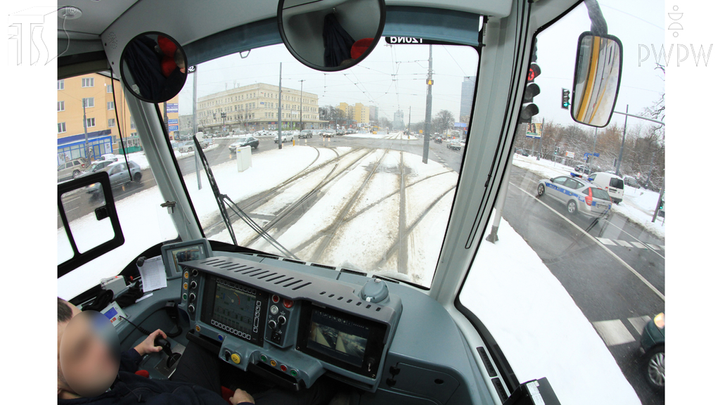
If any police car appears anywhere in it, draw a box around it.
[537,175,612,217]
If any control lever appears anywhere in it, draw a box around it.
[154,337,182,368]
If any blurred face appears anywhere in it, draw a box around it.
[58,305,120,397]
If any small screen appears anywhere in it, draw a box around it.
[170,245,204,273]
[307,308,370,367]
[212,283,257,337]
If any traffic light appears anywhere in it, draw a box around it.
[519,62,541,123]
[561,88,570,110]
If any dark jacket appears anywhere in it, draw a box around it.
[58,349,251,405]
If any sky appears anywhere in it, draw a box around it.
[177,0,665,135]
[535,0,665,132]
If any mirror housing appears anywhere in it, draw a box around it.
[277,0,386,71]
[570,32,623,127]
[120,32,188,103]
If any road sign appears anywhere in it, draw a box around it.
[168,119,178,125]
[166,103,178,113]
[168,125,179,131]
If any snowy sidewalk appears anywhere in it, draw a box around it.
[461,212,641,405]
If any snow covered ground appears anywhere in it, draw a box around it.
[345,132,419,141]
[124,143,219,171]
[511,154,665,239]
[59,145,456,296]
[461,212,641,405]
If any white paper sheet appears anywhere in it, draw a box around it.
[137,256,167,292]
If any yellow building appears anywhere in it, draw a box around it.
[57,73,178,164]
[353,102,370,124]
[197,83,321,132]
[337,102,369,125]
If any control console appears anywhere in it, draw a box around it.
[177,255,402,392]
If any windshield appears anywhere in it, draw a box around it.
[172,41,476,287]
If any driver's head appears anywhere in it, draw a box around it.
[57,298,119,397]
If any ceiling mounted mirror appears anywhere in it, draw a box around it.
[119,32,188,103]
[277,0,386,71]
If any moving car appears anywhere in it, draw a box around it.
[434,136,443,144]
[57,158,89,182]
[77,158,118,178]
[229,136,259,152]
[273,132,294,143]
[86,161,143,198]
[537,176,612,217]
[639,313,665,391]
[447,140,462,150]
[298,129,313,139]
[588,172,624,204]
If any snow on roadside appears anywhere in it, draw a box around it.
[511,155,665,239]
[461,212,641,405]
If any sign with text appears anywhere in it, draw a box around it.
[166,103,179,113]
[385,37,456,45]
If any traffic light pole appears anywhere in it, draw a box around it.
[422,45,432,164]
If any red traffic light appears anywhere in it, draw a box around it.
[528,63,541,82]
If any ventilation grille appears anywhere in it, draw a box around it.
[188,256,393,319]
[476,346,497,377]
[492,377,509,402]
[196,258,313,292]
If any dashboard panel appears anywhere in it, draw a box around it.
[177,254,402,392]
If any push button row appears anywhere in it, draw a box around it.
[259,354,298,377]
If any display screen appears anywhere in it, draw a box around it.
[170,245,204,274]
[201,276,265,345]
[306,308,371,368]
[213,283,257,337]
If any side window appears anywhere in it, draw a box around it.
[582,188,590,196]
[554,177,567,186]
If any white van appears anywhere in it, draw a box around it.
[588,172,625,203]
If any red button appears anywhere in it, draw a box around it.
[280,365,287,372]
[283,299,293,308]
[272,295,280,303]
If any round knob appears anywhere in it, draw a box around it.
[189,281,198,290]
[188,304,195,313]
[278,315,287,325]
[360,279,389,303]
[268,320,277,329]
[189,293,196,302]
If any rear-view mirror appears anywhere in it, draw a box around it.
[277,0,386,71]
[571,32,623,127]
[119,32,188,103]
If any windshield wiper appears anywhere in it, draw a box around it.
[191,136,298,260]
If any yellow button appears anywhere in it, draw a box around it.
[195,325,201,332]
[183,282,188,290]
[230,353,241,364]
[184,271,189,279]
[270,360,277,367]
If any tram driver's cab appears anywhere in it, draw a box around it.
[56,0,624,404]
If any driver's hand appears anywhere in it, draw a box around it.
[134,329,167,356]
[230,388,255,405]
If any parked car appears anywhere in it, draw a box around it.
[298,130,313,139]
[57,158,89,182]
[86,161,143,198]
[447,140,462,150]
[588,172,624,204]
[229,136,259,152]
[515,148,529,156]
[536,176,613,217]
[99,153,118,161]
[639,313,664,391]
[623,175,640,188]
[173,141,194,153]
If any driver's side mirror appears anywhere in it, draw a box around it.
[549,178,555,183]
[571,32,623,127]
